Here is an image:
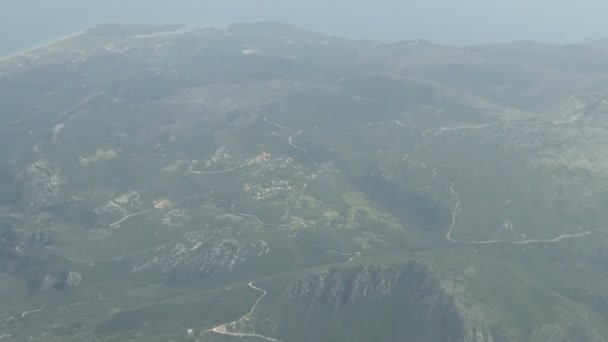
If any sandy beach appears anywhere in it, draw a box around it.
[0,30,85,63]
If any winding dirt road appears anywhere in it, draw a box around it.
[109,209,151,229]
[264,116,293,131]
[230,203,270,226]
[205,282,283,342]
[188,160,248,175]
[447,184,592,245]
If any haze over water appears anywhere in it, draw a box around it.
[2,0,608,55]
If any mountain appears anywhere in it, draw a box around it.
[1,22,608,341]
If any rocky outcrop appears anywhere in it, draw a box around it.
[0,223,51,273]
[0,223,78,294]
[132,231,269,276]
[16,159,65,209]
[530,323,606,342]
[278,262,500,342]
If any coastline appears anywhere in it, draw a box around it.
[0,30,86,63]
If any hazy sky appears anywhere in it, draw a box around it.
[2,0,608,54]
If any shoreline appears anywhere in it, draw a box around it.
[0,30,86,63]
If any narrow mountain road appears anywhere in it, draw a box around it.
[285,218,361,261]
[188,160,248,175]
[230,203,270,226]
[205,282,283,342]
[264,116,293,131]
[434,123,496,136]
[263,116,314,163]
[109,209,151,229]
[447,184,592,245]
[294,235,361,261]
[393,111,597,246]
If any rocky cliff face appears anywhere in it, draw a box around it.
[274,262,500,342]
[529,323,606,342]
[273,263,606,342]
